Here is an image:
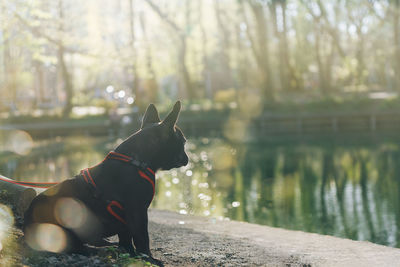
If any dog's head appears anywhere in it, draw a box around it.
[116,101,188,170]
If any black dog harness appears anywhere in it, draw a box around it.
[80,151,156,225]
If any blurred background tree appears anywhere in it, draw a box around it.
[1,0,400,117]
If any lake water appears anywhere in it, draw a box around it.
[0,134,399,248]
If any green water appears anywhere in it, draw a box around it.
[0,136,399,248]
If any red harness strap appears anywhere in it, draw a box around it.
[0,175,58,189]
[81,168,96,188]
[81,151,156,224]
[138,170,155,201]
[106,200,126,224]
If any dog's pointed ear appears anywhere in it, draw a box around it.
[141,103,161,128]
[162,101,181,128]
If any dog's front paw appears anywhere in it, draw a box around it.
[138,253,164,267]
[118,244,135,256]
[149,257,164,267]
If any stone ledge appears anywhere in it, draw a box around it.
[148,209,400,267]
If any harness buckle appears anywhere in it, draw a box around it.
[131,158,148,170]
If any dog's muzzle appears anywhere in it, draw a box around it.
[178,153,189,167]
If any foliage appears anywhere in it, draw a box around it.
[0,0,400,117]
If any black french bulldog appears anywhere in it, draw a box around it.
[23,101,188,266]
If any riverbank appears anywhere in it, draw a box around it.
[3,110,400,141]
[147,210,400,266]
[3,97,400,140]
[4,209,399,266]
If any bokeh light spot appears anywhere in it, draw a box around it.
[25,223,67,253]
[106,85,114,93]
[9,130,33,155]
[127,96,134,104]
[212,146,235,170]
[0,205,14,243]
[223,118,248,142]
[232,201,241,208]
[55,198,87,229]
[238,90,263,118]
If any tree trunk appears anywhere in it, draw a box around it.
[235,2,248,98]
[128,0,140,103]
[34,60,45,108]
[280,1,301,91]
[182,0,193,101]
[270,2,287,91]
[198,0,212,99]
[139,12,158,108]
[1,7,18,115]
[57,0,73,118]
[1,4,10,91]
[355,25,365,88]
[0,175,37,217]
[214,0,232,89]
[270,1,300,92]
[315,24,326,92]
[314,23,333,93]
[179,36,193,101]
[59,45,73,117]
[394,0,400,90]
[248,2,274,101]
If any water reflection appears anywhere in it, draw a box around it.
[0,136,399,247]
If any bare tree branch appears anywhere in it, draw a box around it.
[301,0,345,58]
[12,10,96,57]
[144,0,182,34]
